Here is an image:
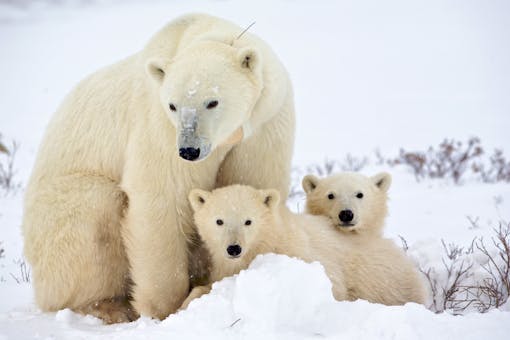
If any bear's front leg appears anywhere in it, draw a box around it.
[179,285,212,311]
[121,189,190,319]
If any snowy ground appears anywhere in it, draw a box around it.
[1,0,510,339]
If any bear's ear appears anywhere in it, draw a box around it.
[238,47,261,73]
[145,58,167,84]
[188,189,211,211]
[260,189,280,210]
[371,172,392,192]
[302,175,319,194]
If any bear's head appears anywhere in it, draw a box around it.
[146,41,263,162]
[188,185,279,263]
[302,172,391,236]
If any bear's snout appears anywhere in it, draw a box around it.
[179,147,201,161]
[226,244,242,258]
[339,209,354,224]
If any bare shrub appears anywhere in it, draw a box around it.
[339,153,369,172]
[0,134,20,193]
[374,148,386,166]
[0,139,8,154]
[388,149,426,181]
[305,155,368,178]
[287,137,508,199]
[382,138,509,184]
[287,185,303,200]
[10,258,30,284]
[389,137,484,183]
[418,239,474,314]
[288,166,306,200]
[473,149,510,183]
[410,221,510,314]
[422,261,474,314]
[466,215,481,230]
[305,159,338,177]
[398,235,409,252]
[469,223,510,311]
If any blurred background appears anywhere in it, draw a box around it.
[1,0,509,174]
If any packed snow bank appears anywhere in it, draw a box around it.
[1,254,509,340]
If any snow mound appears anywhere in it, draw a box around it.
[174,254,337,336]
[172,254,510,340]
[1,253,510,339]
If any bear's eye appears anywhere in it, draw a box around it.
[245,219,252,226]
[206,100,219,109]
[328,193,335,200]
[216,219,224,226]
[356,192,364,199]
[169,103,177,112]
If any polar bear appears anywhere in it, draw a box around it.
[181,184,348,309]
[302,172,392,237]
[22,13,295,322]
[181,185,426,309]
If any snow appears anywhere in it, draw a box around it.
[1,255,510,339]
[1,0,510,339]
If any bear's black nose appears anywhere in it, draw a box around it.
[339,210,354,223]
[179,147,200,161]
[226,244,242,257]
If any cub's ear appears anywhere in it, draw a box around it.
[238,47,261,73]
[188,189,211,212]
[371,172,392,192]
[302,175,319,194]
[260,189,280,209]
[145,58,167,83]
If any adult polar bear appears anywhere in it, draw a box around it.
[22,13,295,322]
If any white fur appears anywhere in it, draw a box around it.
[182,185,426,309]
[22,13,295,321]
[303,172,392,236]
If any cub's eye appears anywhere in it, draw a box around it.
[206,100,219,109]
[169,103,177,112]
[245,220,252,226]
[356,192,364,199]
[216,219,224,226]
[327,193,335,200]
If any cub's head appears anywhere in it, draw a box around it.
[188,185,279,261]
[302,172,391,236]
[146,40,263,162]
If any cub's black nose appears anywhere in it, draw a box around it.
[179,147,200,161]
[227,244,242,257]
[339,210,354,223]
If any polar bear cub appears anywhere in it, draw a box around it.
[302,172,391,237]
[181,185,349,308]
[181,184,426,309]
